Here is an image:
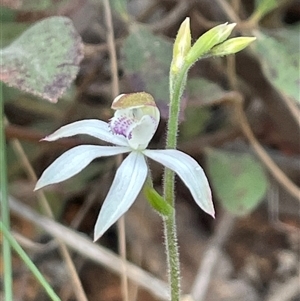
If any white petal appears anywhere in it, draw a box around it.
[143,149,214,217]
[43,119,128,146]
[128,115,158,150]
[35,145,130,190]
[94,152,148,241]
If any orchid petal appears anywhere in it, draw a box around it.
[143,149,214,217]
[43,119,128,146]
[128,115,158,149]
[35,145,130,190]
[94,152,148,241]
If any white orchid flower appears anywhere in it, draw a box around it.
[35,92,214,241]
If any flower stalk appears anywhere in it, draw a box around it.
[163,19,192,301]
[162,18,255,300]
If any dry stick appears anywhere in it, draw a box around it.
[281,93,300,129]
[148,0,192,32]
[136,0,160,22]
[231,0,242,14]
[216,0,241,23]
[265,276,300,301]
[102,1,129,301]
[9,195,170,301]
[195,91,300,200]
[9,137,88,301]
[230,93,300,201]
[103,0,119,96]
[192,10,219,29]
[218,4,300,199]
[189,212,236,301]
[84,39,122,58]
[70,190,98,229]
[11,231,56,253]
[226,55,238,91]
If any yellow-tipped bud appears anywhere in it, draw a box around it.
[186,23,236,65]
[210,37,257,56]
[171,17,191,74]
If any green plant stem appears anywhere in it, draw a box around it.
[0,221,61,301]
[0,82,13,301]
[163,65,189,301]
[166,66,188,149]
[163,215,180,301]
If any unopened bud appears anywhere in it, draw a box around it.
[209,37,256,56]
[171,17,191,74]
[186,23,236,65]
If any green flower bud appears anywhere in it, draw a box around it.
[209,37,256,56]
[185,23,236,65]
[171,17,191,74]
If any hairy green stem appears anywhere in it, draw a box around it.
[163,65,189,300]
[0,82,13,300]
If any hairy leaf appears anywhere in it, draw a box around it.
[122,25,173,118]
[255,27,300,103]
[0,16,83,102]
[206,148,268,215]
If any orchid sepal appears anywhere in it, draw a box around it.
[143,149,215,217]
[94,152,148,241]
[34,145,130,190]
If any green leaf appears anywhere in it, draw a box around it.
[206,148,268,216]
[179,106,211,140]
[186,77,226,104]
[121,25,172,117]
[0,16,84,103]
[254,27,300,103]
[143,185,173,217]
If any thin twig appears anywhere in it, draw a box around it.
[234,97,300,201]
[190,212,236,301]
[9,195,170,301]
[226,55,238,91]
[281,93,300,129]
[148,0,192,32]
[185,91,300,200]
[213,92,300,201]
[84,39,122,58]
[104,0,119,96]
[192,10,219,29]
[136,0,160,22]
[215,0,241,23]
[11,231,56,253]
[265,276,300,301]
[103,1,129,301]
